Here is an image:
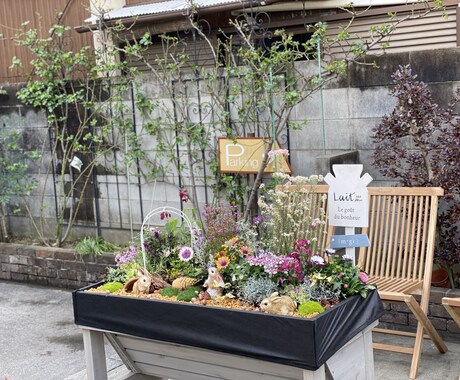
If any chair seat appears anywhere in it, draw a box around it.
[369,276,422,294]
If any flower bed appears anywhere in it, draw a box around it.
[95,175,377,322]
[73,284,384,371]
[73,175,385,373]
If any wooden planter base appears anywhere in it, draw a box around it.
[81,321,378,380]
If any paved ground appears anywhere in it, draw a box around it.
[1,280,459,380]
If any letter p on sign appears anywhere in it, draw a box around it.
[226,144,244,165]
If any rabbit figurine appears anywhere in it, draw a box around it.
[203,267,225,299]
[260,292,297,316]
[131,267,152,295]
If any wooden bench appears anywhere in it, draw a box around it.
[299,185,448,379]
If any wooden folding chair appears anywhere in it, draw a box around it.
[358,187,448,379]
[442,297,460,329]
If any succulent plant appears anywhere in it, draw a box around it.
[284,281,312,304]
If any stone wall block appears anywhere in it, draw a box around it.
[380,311,408,325]
[447,320,460,334]
[430,287,449,304]
[430,304,452,319]
[35,249,55,259]
[54,250,77,261]
[0,271,11,280]
[11,273,27,281]
[15,247,35,257]
[57,269,69,279]
[48,278,66,287]
[7,264,19,273]
[96,254,117,265]
[409,315,447,331]
[391,303,410,313]
[46,268,57,278]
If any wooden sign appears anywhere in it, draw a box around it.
[218,137,292,174]
[330,234,370,249]
[324,165,372,228]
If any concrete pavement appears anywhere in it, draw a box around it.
[0,280,459,380]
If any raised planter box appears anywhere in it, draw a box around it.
[73,284,384,379]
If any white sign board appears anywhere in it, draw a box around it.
[324,165,372,228]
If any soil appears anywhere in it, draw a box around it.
[85,285,319,318]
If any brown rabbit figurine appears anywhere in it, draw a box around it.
[203,267,225,299]
[131,267,152,295]
[260,292,297,316]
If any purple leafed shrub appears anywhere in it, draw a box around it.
[372,65,460,288]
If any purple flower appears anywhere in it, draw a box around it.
[115,245,137,267]
[178,246,194,262]
[252,215,263,224]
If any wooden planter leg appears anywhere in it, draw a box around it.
[82,328,108,380]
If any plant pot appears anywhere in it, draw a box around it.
[431,268,450,288]
[73,283,384,371]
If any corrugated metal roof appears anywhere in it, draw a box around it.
[86,0,242,22]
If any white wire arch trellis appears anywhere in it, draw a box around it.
[140,206,198,268]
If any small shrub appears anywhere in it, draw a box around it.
[76,236,119,255]
[298,301,325,317]
[240,277,278,305]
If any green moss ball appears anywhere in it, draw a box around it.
[298,301,325,317]
[160,287,180,297]
[100,282,124,293]
[176,286,202,302]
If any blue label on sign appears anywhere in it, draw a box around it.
[330,234,370,249]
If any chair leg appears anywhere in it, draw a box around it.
[404,295,448,353]
[409,324,424,380]
[403,295,448,379]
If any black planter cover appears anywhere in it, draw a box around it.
[73,284,384,371]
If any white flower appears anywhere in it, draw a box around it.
[310,256,325,265]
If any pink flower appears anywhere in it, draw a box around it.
[178,246,194,262]
[359,272,369,284]
[160,211,171,220]
[179,188,189,203]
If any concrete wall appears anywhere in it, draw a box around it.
[2,48,460,239]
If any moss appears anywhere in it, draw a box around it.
[176,286,202,302]
[100,282,123,293]
[298,301,325,317]
[160,287,179,297]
